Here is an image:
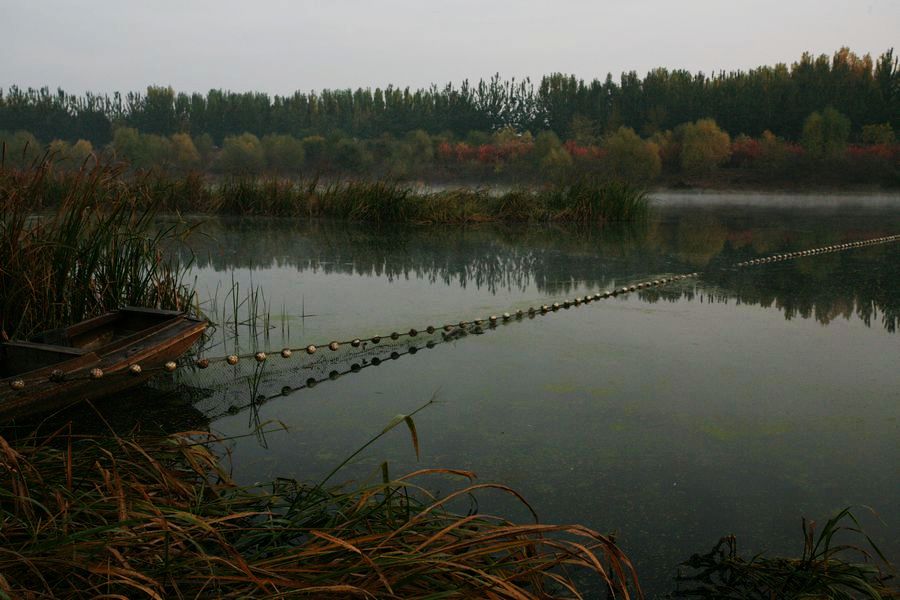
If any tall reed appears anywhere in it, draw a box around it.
[3,158,651,224]
[0,158,197,340]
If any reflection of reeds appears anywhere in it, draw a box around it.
[0,158,196,340]
[0,416,641,598]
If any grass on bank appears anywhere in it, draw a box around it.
[2,154,651,224]
[0,410,641,599]
[0,158,197,340]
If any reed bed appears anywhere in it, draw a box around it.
[0,159,197,340]
[3,157,650,224]
[0,422,640,599]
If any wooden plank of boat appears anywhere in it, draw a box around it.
[0,308,207,421]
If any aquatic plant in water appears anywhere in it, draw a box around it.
[673,508,897,599]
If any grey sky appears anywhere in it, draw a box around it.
[1,0,897,95]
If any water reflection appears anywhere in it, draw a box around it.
[173,201,900,598]
[179,208,900,332]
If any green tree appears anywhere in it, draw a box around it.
[603,127,661,182]
[302,135,327,168]
[679,119,731,174]
[193,133,215,166]
[332,138,372,172]
[0,130,41,165]
[111,127,141,164]
[860,123,895,144]
[801,107,850,159]
[262,134,305,172]
[219,133,265,173]
[170,133,200,170]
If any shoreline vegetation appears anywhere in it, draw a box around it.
[0,407,640,599]
[1,47,897,190]
[1,157,652,223]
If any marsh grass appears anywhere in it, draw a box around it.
[0,158,197,340]
[4,156,650,224]
[673,508,897,599]
[0,406,642,599]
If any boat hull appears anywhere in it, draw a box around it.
[1,309,207,421]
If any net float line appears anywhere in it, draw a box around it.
[8,233,898,393]
[734,234,899,268]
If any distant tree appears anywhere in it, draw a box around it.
[533,131,563,162]
[219,133,265,173]
[678,119,731,174]
[112,127,141,164]
[569,114,600,145]
[71,139,95,165]
[0,130,41,165]
[603,126,662,182]
[332,138,372,172]
[801,107,850,159]
[301,135,327,168]
[170,133,200,170]
[193,133,215,166]
[405,129,434,163]
[860,122,895,144]
[262,134,305,172]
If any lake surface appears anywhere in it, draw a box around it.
[163,194,899,596]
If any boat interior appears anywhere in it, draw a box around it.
[1,307,185,377]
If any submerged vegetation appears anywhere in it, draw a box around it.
[0,159,197,340]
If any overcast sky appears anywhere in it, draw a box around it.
[1,0,897,96]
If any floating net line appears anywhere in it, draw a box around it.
[6,233,899,417]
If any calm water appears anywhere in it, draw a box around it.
[152,195,900,595]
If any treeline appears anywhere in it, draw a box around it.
[0,48,897,146]
[3,110,897,187]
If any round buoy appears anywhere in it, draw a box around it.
[255,352,267,362]
[9,379,25,390]
[329,341,340,351]
[164,361,177,372]
[129,364,143,376]
[227,355,239,365]
[306,344,317,354]
[197,358,210,368]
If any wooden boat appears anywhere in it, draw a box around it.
[0,307,207,420]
